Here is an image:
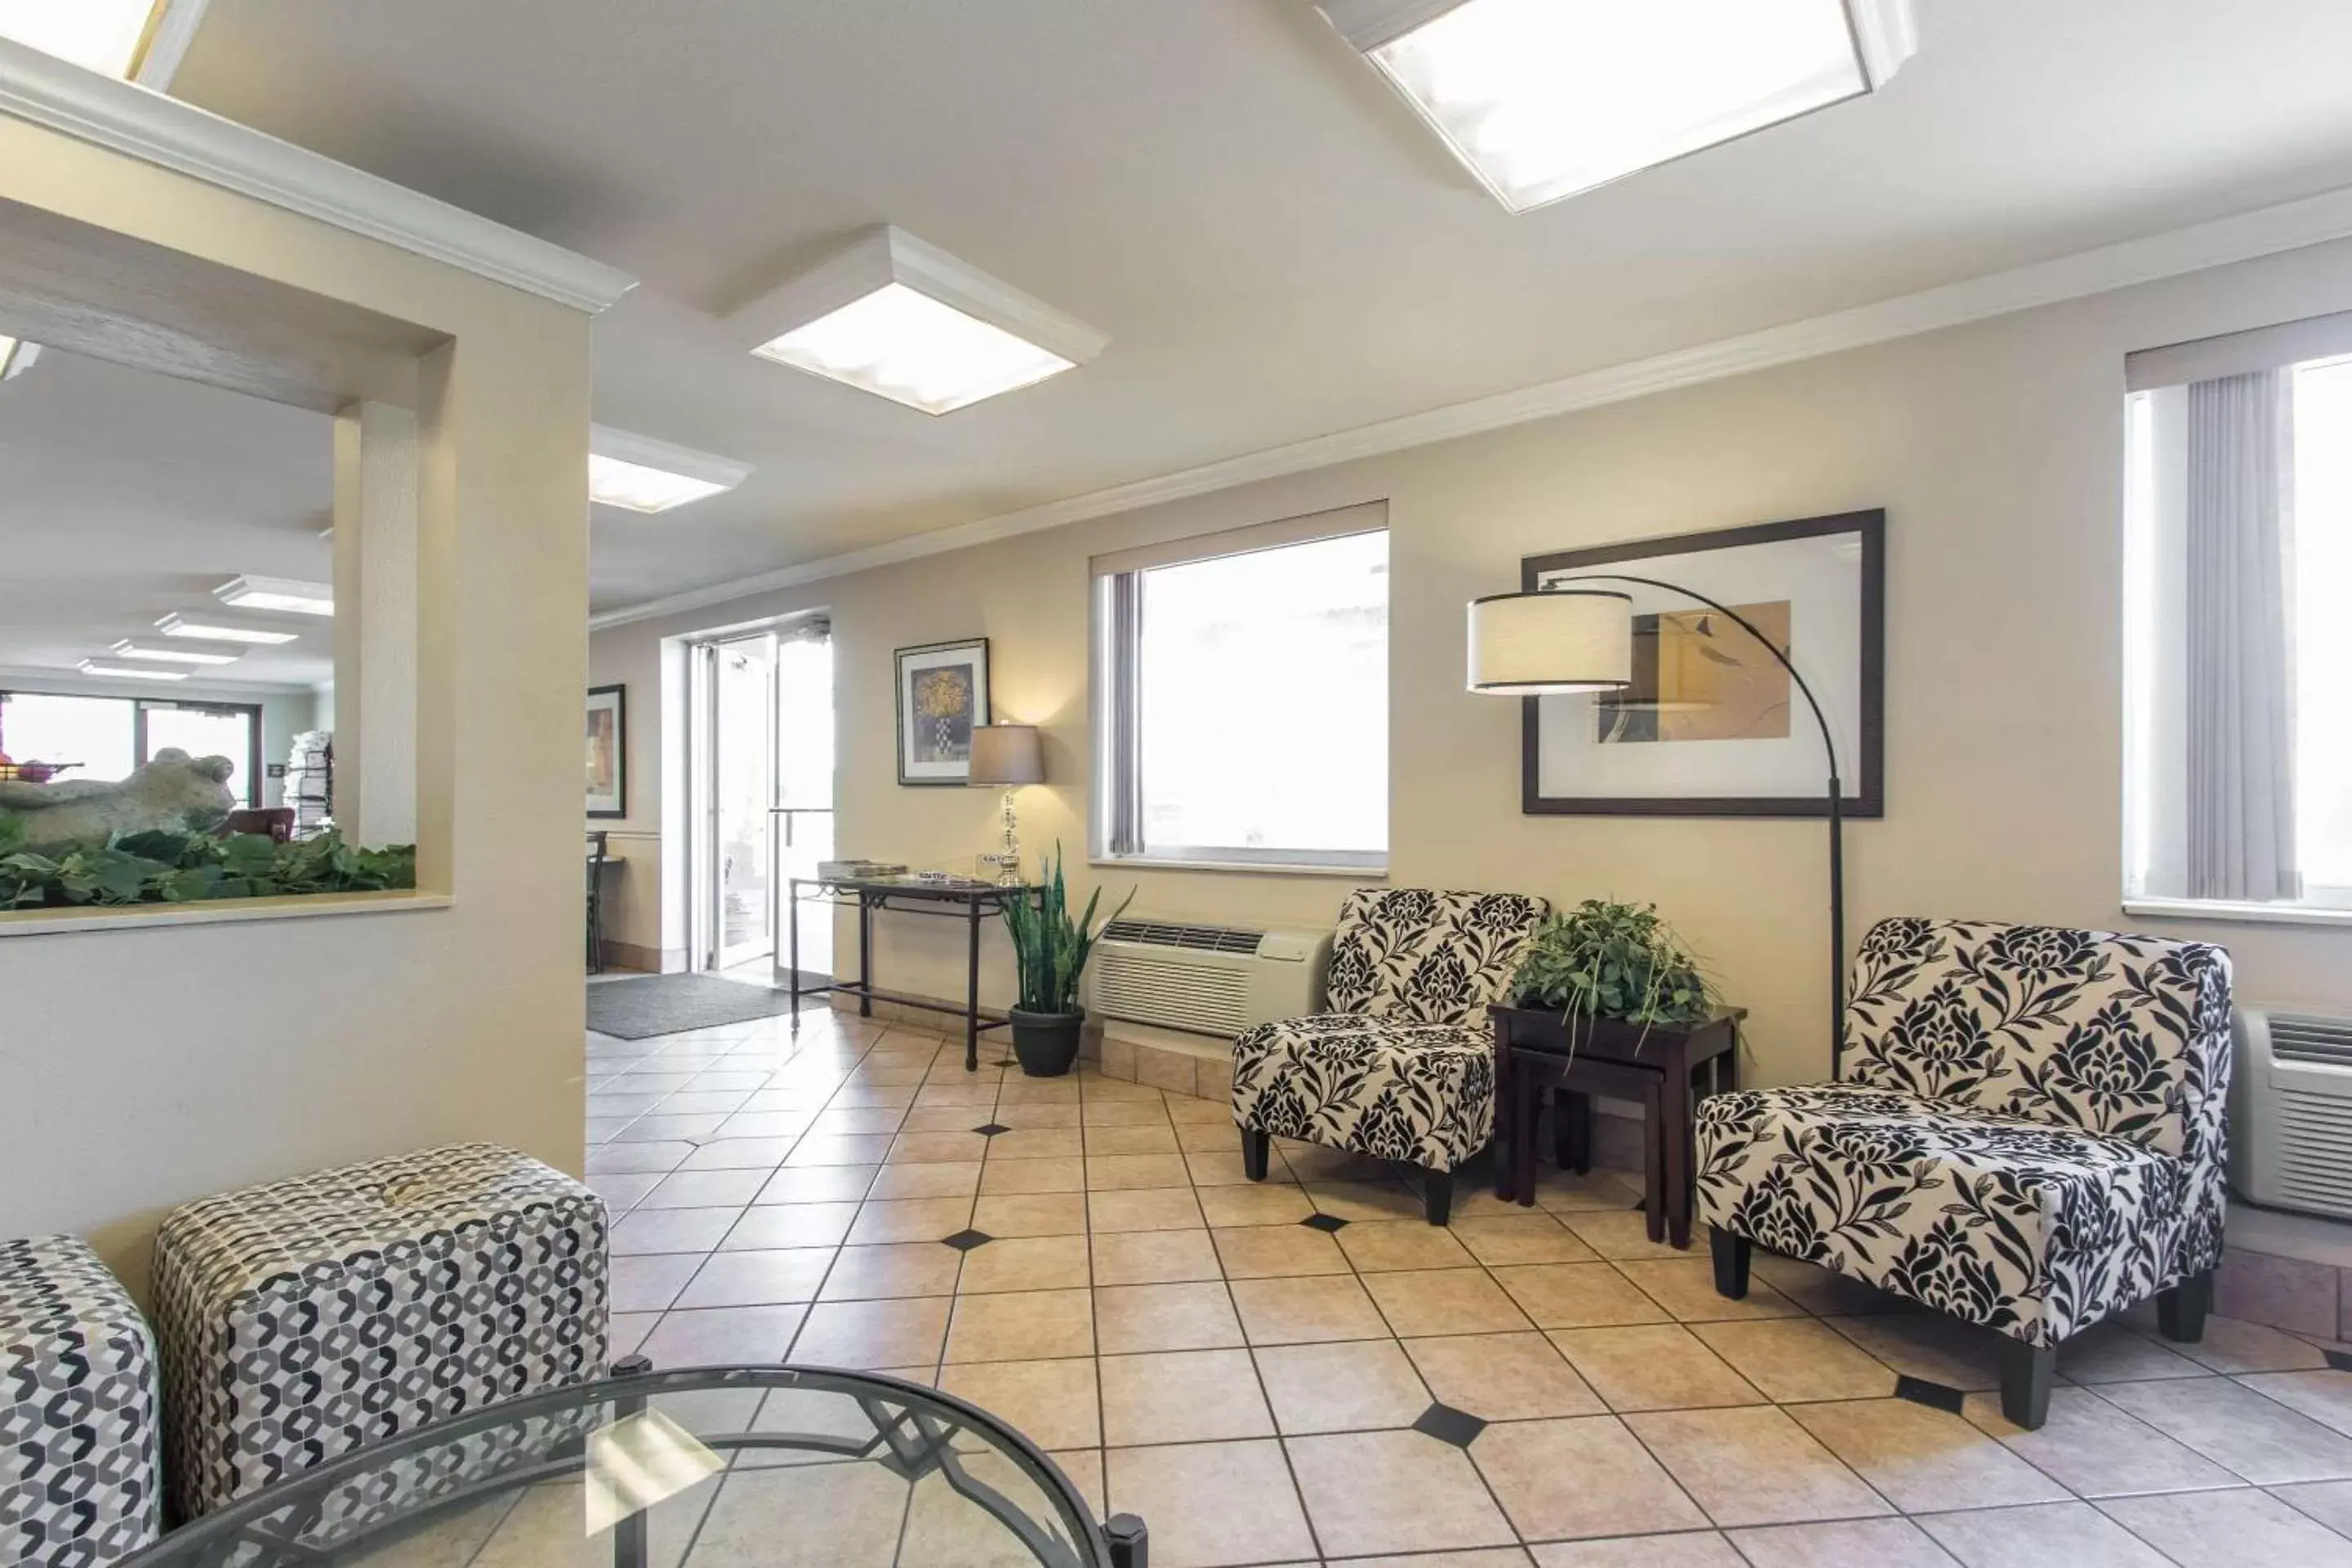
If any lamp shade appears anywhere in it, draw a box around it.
[1467,590,1634,693]
[967,724,1045,786]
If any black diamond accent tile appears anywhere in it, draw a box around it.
[1299,1214,1348,1233]
[941,1229,995,1252]
[1412,1402,1488,1448]
[1894,1375,1967,1414]
[972,1123,1011,1138]
[2326,1349,2352,1374]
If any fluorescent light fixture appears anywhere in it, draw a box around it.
[1316,0,1919,213]
[587,426,753,514]
[111,640,239,666]
[0,0,208,85]
[156,613,299,645]
[215,575,334,616]
[79,659,188,681]
[727,225,1107,415]
[0,336,36,381]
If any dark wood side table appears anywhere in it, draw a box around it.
[788,875,1038,1071]
[1489,1004,1744,1250]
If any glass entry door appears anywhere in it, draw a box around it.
[706,634,777,973]
[772,626,835,988]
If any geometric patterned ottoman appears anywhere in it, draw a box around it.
[1,1235,162,1568]
[152,1143,607,1520]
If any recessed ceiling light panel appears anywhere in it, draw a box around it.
[111,640,239,666]
[80,659,189,681]
[0,336,36,381]
[588,426,753,514]
[215,575,334,615]
[0,0,207,84]
[1317,0,1919,213]
[727,226,1107,415]
[156,613,299,645]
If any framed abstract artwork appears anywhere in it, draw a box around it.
[1520,510,1884,817]
[586,684,626,818]
[896,638,991,786]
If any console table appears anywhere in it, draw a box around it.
[1489,1003,1745,1250]
[787,874,1037,1071]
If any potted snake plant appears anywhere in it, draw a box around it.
[1000,846,1134,1076]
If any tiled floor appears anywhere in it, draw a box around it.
[586,1005,2352,1567]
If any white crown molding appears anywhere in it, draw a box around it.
[588,180,2352,632]
[0,36,637,314]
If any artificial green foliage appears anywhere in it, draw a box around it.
[999,845,1134,1014]
[1512,898,1713,1032]
[0,818,416,910]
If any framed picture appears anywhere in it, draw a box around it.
[1520,510,1883,817]
[586,684,626,818]
[896,638,991,786]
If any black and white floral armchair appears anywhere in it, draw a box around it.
[1696,918,2232,1430]
[1231,887,1549,1223]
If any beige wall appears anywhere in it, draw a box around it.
[592,238,2352,1088]
[0,115,594,1294]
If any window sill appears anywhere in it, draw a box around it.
[1090,855,1388,880]
[2123,897,2352,929]
[0,889,452,938]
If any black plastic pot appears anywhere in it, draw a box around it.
[1008,1005,1086,1077]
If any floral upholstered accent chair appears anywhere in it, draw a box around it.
[1695,918,2233,1430]
[1231,887,1549,1223]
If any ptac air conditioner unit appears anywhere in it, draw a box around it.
[2231,1008,2352,1220]
[1080,918,1334,1040]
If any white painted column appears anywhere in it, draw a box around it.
[330,400,420,845]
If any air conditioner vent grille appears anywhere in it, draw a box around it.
[1101,920,1266,955]
[2274,1086,2352,1213]
[1092,954,1251,1037]
[2273,1014,2352,1067]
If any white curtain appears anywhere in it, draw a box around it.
[2184,370,2301,901]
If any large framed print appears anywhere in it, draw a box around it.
[896,638,991,786]
[1521,510,1883,817]
[586,684,626,818]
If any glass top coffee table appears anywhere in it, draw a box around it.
[127,1361,1144,1567]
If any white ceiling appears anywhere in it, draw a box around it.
[28,0,2352,617]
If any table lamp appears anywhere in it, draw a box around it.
[968,724,1044,886]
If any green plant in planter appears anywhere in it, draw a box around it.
[0,818,416,910]
[999,845,1134,1076]
[1512,898,1713,1043]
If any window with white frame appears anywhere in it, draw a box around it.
[1094,506,1388,870]
[2123,314,2352,913]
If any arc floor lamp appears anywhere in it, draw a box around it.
[1468,579,1851,1076]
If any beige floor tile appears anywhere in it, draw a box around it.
[1560,1209,1689,1261]
[914,1082,1000,1108]
[1450,1214,1598,1267]
[1186,1149,1288,1187]
[973,1192,1089,1236]
[1528,1168,1646,1214]
[1050,1446,1106,1517]
[2184,1316,2336,1374]
[1105,1440,1316,1568]
[1548,1325,1765,1413]
[611,1253,701,1312]
[724,1201,861,1250]
[1915,1500,2172,1567]
[900,1103,998,1133]
[1088,1154,1196,1191]
[1085,1123,1180,1156]
[944,1286,1094,1363]
[1826,1314,2006,1391]
[1081,1098,1170,1125]
[1961,1385,2239,1497]
[2237,1370,2352,1437]
[612,1205,744,1256]
[889,1129,993,1165]
[1088,1187,1206,1232]
[2096,1374,2352,1483]
[678,1463,906,1566]
[1618,1258,1800,1322]
[1100,1348,1275,1445]
[2270,1477,2352,1534]
[675,1248,835,1308]
[1162,1094,1230,1125]
[818,1242,963,1301]
[993,1102,1083,1129]
[2057,1320,2207,1383]
[1210,1223,1352,1279]
[1726,1517,1956,1568]
[1628,1405,1889,1527]
[845,1196,975,1246]
[1095,1281,1246,1354]
[1254,1338,1433,1433]
[1692,1319,1900,1404]
[755,1165,878,1205]
[956,1233,1091,1294]
[641,1303,806,1365]
[786,1134,894,1167]
[791,1296,950,1369]
[1231,1274,1392,1345]
[1306,1179,1428,1223]
[1492,1263,1673,1330]
[1404,1332,1604,1421]
[1530,1532,1744,1566]
[1365,1268,1535,1338]
[979,1155,1085,1195]
[984,1128,1084,1160]
[863,1160,982,1200]
[1091,1228,1223,1285]
[1175,1121,1245,1153]
[1790,1396,2069,1512]
[1196,1183,1317,1227]
[938,1356,1102,1450]
[1341,1221,1478,1272]
[1288,1428,1518,1557]
[1470,1414,1709,1541]
[995,1079,1082,1105]
[1281,1144,1391,1183]
[2097,1486,2352,1568]
[812,1106,910,1137]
